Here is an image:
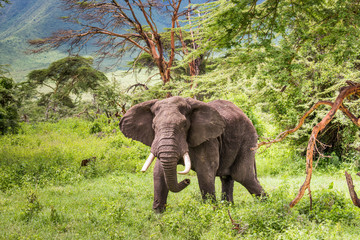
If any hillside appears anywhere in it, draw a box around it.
[0,0,70,81]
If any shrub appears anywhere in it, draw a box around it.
[298,184,356,223]
[0,117,149,192]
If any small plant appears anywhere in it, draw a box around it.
[298,184,356,223]
[20,190,42,222]
[89,122,102,134]
[49,205,63,224]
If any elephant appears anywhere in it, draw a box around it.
[120,96,266,212]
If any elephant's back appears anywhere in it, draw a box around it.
[208,100,258,150]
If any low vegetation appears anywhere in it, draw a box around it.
[1,117,360,239]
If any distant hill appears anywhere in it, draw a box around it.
[0,0,70,81]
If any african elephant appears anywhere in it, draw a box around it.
[120,96,266,212]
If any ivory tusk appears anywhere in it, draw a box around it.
[178,152,191,175]
[141,153,155,172]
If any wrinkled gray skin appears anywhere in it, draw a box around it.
[120,97,266,212]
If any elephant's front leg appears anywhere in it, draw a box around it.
[153,159,169,213]
[192,140,219,201]
[220,175,234,203]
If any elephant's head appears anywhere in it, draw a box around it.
[119,97,225,193]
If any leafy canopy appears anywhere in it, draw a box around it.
[25,56,107,101]
[19,56,108,119]
[0,0,10,8]
[0,66,19,134]
[188,0,360,158]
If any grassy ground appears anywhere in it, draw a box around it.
[1,173,360,239]
[1,118,360,239]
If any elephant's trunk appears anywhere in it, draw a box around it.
[152,128,191,192]
[159,155,190,193]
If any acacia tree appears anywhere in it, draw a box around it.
[0,66,19,134]
[193,0,360,156]
[20,56,107,119]
[0,0,10,8]
[29,0,202,86]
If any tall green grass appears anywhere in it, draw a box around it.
[1,174,359,239]
[0,116,149,191]
[1,117,360,239]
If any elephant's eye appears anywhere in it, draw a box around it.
[180,120,188,129]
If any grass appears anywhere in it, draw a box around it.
[1,117,360,239]
[1,173,360,239]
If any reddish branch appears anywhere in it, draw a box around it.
[289,84,360,208]
[253,100,360,151]
[345,171,360,208]
[253,83,360,208]
[228,210,247,234]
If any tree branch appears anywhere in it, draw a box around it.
[345,171,360,208]
[254,98,360,151]
[251,83,360,208]
[289,84,360,208]
[252,101,334,150]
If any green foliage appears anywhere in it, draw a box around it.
[0,66,19,134]
[18,56,108,120]
[0,117,149,192]
[19,190,43,222]
[190,0,360,161]
[0,0,10,8]
[298,184,356,223]
[1,173,360,239]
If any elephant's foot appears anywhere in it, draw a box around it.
[153,206,166,213]
[153,199,167,213]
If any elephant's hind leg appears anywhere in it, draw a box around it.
[231,151,266,197]
[220,175,234,203]
[238,176,265,197]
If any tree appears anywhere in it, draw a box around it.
[0,0,10,8]
[20,56,107,119]
[193,0,360,157]
[253,82,360,208]
[29,0,203,86]
[0,66,19,134]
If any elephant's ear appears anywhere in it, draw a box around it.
[186,98,225,147]
[119,99,157,146]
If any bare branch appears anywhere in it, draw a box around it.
[228,210,248,235]
[29,0,200,87]
[252,101,335,150]
[254,98,360,151]
[290,84,360,208]
[345,171,360,208]
[126,83,149,93]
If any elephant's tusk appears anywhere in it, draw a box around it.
[141,153,156,172]
[178,152,191,175]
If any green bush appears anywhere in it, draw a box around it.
[0,75,20,134]
[0,117,150,192]
[298,183,356,223]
